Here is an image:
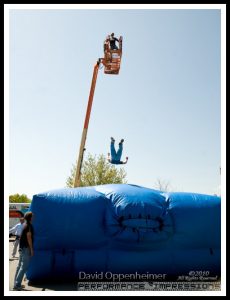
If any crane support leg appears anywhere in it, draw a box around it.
[74,59,100,187]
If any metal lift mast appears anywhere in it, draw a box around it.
[74,35,123,187]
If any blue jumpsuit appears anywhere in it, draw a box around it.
[110,141,123,164]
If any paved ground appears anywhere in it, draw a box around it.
[9,237,78,292]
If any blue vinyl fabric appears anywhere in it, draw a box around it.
[26,184,220,281]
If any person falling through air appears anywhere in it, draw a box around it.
[107,137,128,165]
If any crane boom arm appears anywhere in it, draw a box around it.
[74,59,100,187]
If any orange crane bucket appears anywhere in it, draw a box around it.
[103,36,122,75]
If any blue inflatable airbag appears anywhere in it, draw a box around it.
[27,184,220,281]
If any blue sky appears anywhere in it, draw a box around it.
[7,5,224,199]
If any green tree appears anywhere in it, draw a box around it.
[66,153,127,187]
[9,194,31,203]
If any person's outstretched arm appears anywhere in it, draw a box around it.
[9,224,18,235]
[107,153,111,162]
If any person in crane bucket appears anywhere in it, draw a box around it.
[109,33,119,50]
[107,137,128,165]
